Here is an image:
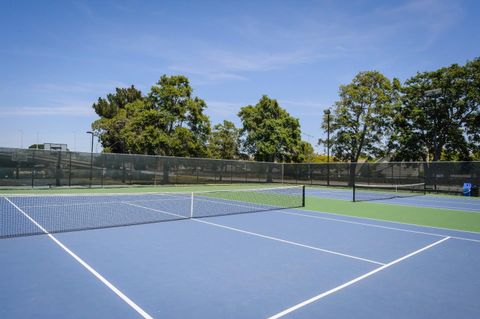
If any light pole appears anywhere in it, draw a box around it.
[425,88,441,162]
[425,88,441,192]
[86,131,94,187]
[324,109,331,186]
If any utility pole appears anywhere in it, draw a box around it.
[425,88,442,191]
[324,109,331,186]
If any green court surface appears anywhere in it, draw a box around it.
[304,196,480,233]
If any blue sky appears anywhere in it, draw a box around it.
[1,0,479,152]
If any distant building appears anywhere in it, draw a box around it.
[44,143,68,151]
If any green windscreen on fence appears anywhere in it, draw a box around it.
[0,147,478,195]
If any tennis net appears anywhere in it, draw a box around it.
[353,182,426,202]
[0,185,305,239]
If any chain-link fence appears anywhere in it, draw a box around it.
[282,161,480,195]
[0,147,282,188]
[1,147,478,195]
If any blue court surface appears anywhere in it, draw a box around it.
[1,191,480,318]
[306,187,480,212]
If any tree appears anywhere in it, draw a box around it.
[91,76,211,157]
[293,141,316,163]
[91,75,211,183]
[238,95,306,163]
[91,86,143,153]
[208,120,240,159]
[320,71,399,163]
[392,58,480,161]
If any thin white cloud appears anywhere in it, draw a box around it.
[373,0,463,51]
[168,66,248,82]
[33,81,131,94]
[0,105,94,116]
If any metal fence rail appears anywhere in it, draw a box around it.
[1,147,478,195]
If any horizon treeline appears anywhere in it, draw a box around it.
[91,57,480,163]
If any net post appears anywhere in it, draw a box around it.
[352,183,356,202]
[190,192,194,218]
[302,185,305,207]
[31,149,36,188]
[351,162,356,202]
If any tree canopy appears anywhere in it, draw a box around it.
[92,75,211,157]
[320,71,400,162]
[238,95,312,162]
[91,86,142,153]
[208,120,241,160]
[90,57,479,165]
[391,58,480,161]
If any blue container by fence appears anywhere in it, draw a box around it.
[463,183,472,196]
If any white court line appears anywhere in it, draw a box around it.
[126,202,384,266]
[354,200,480,213]
[307,191,480,212]
[194,197,480,243]
[3,197,154,319]
[280,211,462,240]
[268,236,450,319]
[123,201,187,219]
[293,208,480,242]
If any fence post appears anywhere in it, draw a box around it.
[55,151,61,187]
[100,154,104,187]
[281,163,284,184]
[196,159,199,184]
[327,163,330,187]
[31,149,35,188]
[244,162,247,183]
[68,152,72,187]
[302,185,306,207]
[310,164,313,185]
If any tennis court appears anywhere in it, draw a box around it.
[1,185,479,318]
[307,186,480,212]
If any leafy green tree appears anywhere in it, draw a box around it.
[320,71,400,163]
[91,86,143,153]
[238,95,307,163]
[91,76,211,157]
[148,75,211,156]
[293,141,316,163]
[91,75,211,182]
[392,58,480,161]
[208,120,240,159]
